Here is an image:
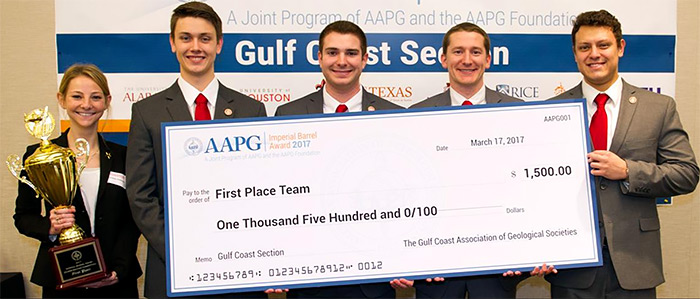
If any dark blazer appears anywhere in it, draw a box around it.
[275,88,403,116]
[410,87,523,299]
[545,80,698,290]
[276,87,402,299]
[14,130,142,296]
[126,81,267,298]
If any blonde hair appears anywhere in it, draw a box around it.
[59,64,111,97]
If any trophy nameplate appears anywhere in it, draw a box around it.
[49,237,108,289]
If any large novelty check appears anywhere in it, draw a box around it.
[162,99,601,297]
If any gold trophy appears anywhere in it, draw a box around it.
[7,106,108,289]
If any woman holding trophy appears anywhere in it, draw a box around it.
[13,64,142,297]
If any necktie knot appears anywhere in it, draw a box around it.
[194,93,211,121]
[462,100,473,106]
[594,93,609,107]
[336,104,348,113]
[195,93,207,105]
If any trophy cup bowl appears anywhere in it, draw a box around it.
[24,141,86,244]
[7,107,108,289]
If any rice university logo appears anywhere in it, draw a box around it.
[496,84,539,99]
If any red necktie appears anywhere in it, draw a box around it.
[462,100,473,106]
[590,93,609,150]
[336,104,348,113]
[195,93,211,121]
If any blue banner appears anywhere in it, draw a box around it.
[58,33,674,73]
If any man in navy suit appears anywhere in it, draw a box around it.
[275,20,402,298]
[546,10,698,298]
[126,2,266,298]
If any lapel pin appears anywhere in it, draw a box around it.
[367,106,376,112]
[224,108,233,116]
[106,152,111,159]
[629,96,637,104]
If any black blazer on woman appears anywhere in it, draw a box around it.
[14,130,142,296]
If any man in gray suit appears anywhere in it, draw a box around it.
[126,2,266,298]
[275,21,402,298]
[390,22,526,299]
[546,10,698,298]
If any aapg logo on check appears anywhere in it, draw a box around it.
[185,135,264,156]
[184,137,204,156]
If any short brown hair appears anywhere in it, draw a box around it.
[170,1,223,41]
[319,21,367,55]
[442,22,491,56]
[59,64,110,97]
[572,10,622,46]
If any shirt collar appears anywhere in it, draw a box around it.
[450,85,486,106]
[323,86,363,113]
[581,76,622,108]
[177,77,219,107]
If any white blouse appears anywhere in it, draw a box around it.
[79,168,100,236]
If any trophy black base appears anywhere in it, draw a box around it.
[49,237,109,290]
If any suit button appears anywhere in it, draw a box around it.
[600,184,607,190]
[98,217,103,221]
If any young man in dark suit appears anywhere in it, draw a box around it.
[389,22,529,299]
[125,2,267,298]
[275,21,402,116]
[275,20,402,299]
[546,10,698,298]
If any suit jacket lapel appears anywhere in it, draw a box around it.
[305,89,324,114]
[361,88,377,111]
[435,90,451,106]
[565,83,584,99]
[213,81,236,119]
[164,82,192,121]
[609,80,638,153]
[485,87,510,104]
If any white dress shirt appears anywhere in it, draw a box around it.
[322,86,363,113]
[79,168,100,236]
[450,85,486,106]
[177,77,219,120]
[582,76,623,151]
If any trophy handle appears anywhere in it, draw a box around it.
[74,138,90,179]
[6,155,41,198]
